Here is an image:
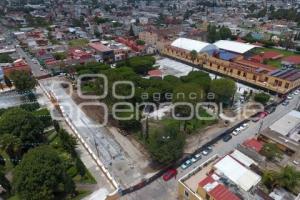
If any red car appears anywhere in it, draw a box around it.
[163,169,178,181]
[252,111,268,122]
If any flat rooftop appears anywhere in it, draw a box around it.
[269,110,300,142]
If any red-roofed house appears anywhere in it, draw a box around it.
[197,175,241,200]
[2,59,31,76]
[88,42,114,63]
[243,138,263,152]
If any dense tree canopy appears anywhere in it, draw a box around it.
[263,165,300,193]
[254,93,270,105]
[0,54,13,63]
[210,78,236,105]
[14,146,75,200]
[9,71,37,92]
[116,56,155,75]
[147,125,185,164]
[0,108,44,144]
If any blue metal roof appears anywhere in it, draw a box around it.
[219,50,238,61]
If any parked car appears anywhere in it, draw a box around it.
[223,134,232,142]
[181,160,192,170]
[202,146,213,155]
[240,123,249,131]
[232,129,240,136]
[287,95,293,100]
[194,153,202,160]
[282,100,289,106]
[252,112,268,122]
[163,169,178,181]
[293,160,299,166]
[265,106,276,114]
[293,90,299,95]
[190,157,197,163]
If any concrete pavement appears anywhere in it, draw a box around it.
[123,94,300,200]
[39,78,148,188]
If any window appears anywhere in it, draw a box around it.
[285,82,290,89]
[230,69,233,73]
[278,81,282,87]
[265,77,268,82]
[253,75,256,80]
[237,71,241,76]
[217,65,220,70]
[224,67,227,71]
[243,72,246,77]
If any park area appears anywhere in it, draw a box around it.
[68,56,238,166]
[0,101,97,200]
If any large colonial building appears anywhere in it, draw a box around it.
[163,38,300,94]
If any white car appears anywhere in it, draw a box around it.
[293,91,299,95]
[240,123,249,131]
[232,128,241,136]
[287,95,293,100]
[195,153,202,160]
[293,160,299,165]
[190,157,197,163]
[202,150,209,156]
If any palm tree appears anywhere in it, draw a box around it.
[275,166,300,191]
[263,166,300,192]
[190,50,198,71]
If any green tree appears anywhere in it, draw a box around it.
[275,165,300,191]
[0,108,44,144]
[136,39,145,45]
[260,143,282,161]
[207,24,220,43]
[190,50,198,71]
[210,78,236,106]
[147,125,185,164]
[58,129,77,157]
[0,54,13,63]
[53,52,67,60]
[9,71,37,92]
[14,146,75,200]
[0,134,22,160]
[181,71,211,92]
[263,166,300,192]
[254,92,270,105]
[173,83,205,131]
[219,26,232,40]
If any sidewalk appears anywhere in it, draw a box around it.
[35,86,115,194]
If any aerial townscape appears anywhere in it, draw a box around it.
[0,0,300,200]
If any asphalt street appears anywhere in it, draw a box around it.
[123,94,300,200]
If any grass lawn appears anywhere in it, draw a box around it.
[266,59,281,68]
[254,47,297,57]
[68,39,89,47]
[73,170,97,184]
[252,47,299,68]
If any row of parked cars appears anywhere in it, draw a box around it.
[180,146,213,170]
[282,89,299,106]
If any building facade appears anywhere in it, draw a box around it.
[163,38,300,94]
